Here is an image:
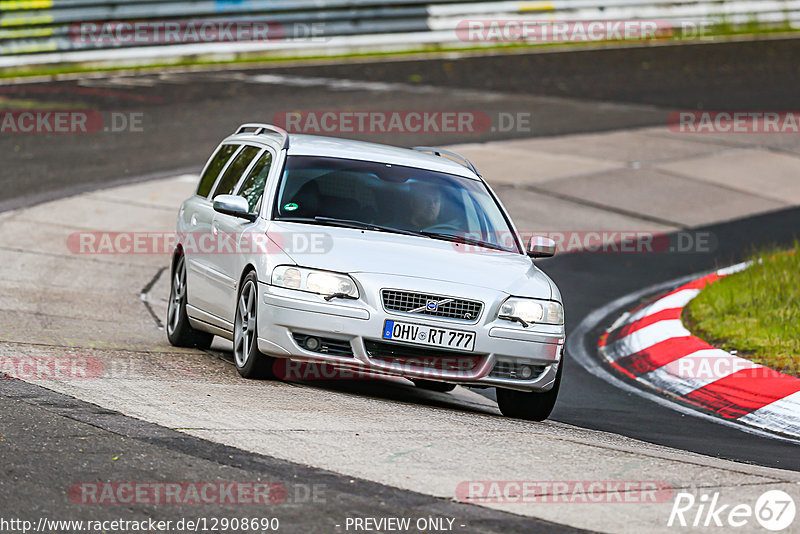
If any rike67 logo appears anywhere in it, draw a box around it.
[668,490,796,531]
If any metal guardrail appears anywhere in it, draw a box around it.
[1,0,798,61]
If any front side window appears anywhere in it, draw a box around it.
[197,144,237,197]
[273,156,520,253]
[237,151,273,212]
[211,146,260,199]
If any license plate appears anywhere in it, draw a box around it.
[382,320,476,351]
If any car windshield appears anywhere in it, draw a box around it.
[272,155,520,253]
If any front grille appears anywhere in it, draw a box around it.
[365,340,483,374]
[489,361,548,380]
[381,290,483,322]
[292,334,354,357]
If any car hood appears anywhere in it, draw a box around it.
[269,222,553,298]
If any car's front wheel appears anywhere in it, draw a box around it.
[496,362,562,421]
[167,255,214,349]
[234,271,276,379]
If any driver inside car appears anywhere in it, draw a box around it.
[408,181,444,231]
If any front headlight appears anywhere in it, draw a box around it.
[498,297,563,326]
[271,266,359,299]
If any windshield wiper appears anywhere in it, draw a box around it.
[324,292,359,302]
[277,216,422,237]
[419,231,506,252]
[498,314,530,328]
[315,217,425,236]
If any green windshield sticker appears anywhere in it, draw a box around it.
[284,202,299,212]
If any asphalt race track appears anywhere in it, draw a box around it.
[546,206,800,470]
[4,37,800,207]
[2,37,800,531]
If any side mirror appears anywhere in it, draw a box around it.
[213,195,256,222]
[527,236,556,258]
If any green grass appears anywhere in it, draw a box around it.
[684,244,800,377]
[2,25,799,80]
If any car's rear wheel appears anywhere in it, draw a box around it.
[412,379,456,392]
[496,362,563,421]
[167,255,214,349]
[234,272,276,379]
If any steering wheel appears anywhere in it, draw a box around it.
[422,222,462,233]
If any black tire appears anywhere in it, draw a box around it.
[233,271,276,379]
[496,362,563,421]
[166,255,214,349]
[412,379,457,392]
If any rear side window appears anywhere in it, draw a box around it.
[237,151,273,212]
[212,146,260,199]
[197,144,238,198]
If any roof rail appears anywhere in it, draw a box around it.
[235,123,290,150]
[412,146,481,177]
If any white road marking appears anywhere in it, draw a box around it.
[624,288,700,325]
[605,319,690,360]
[716,261,751,276]
[738,391,800,436]
[642,349,759,396]
[244,73,505,101]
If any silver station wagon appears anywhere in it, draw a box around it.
[168,123,565,420]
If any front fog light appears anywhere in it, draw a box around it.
[304,336,321,351]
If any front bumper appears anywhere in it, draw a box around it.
[257,278,564,393]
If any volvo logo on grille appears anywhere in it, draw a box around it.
[407,296,454,315]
